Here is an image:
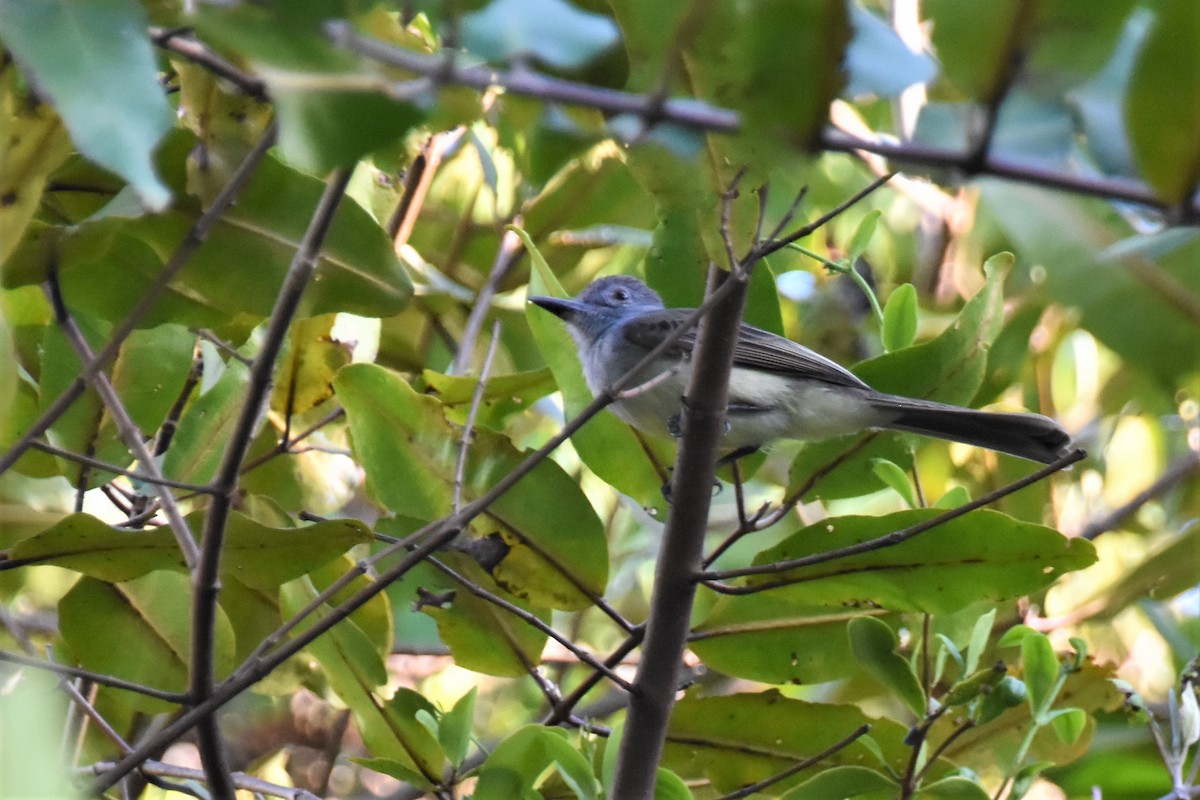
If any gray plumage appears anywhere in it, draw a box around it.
[530,275,1073,463]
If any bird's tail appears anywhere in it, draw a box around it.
[867,394,1074,464]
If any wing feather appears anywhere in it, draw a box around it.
[621,310,868,389]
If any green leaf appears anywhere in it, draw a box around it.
[438,688,476,768]
[847,616,926,716]
[654,767,695,800]
[0,0,172,209]
[780,765,897,800]
[847,210,881,263]
[473,726,600,800]
[0,71,73,265]
[335,362,608,610]
[419,555,550,677]
[881,283,919,352]
[664,694,914,795]
[870,458,916,507]
[933,485,971,509]
[161,356,250,486]
[1048,707,1087,745]
[420,367,555,431]
[980,182,1200,386]
[691,591,879,685]
[1009,761,1054,800]
[462,0,621,69]
[1125,0,1200,203]
[964,608,997,676]
[915,777,992,800]
[924,1,1027,102]
[1021,631,1059,717]
[10,511,370,586]
[59,572,235,713]
[269,315,349,417]
[741,509,1096,614]
[6,132,414,322]
[978,675,1028,725]
[192,4,426,173]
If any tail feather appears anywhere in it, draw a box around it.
[868,395,1073,464]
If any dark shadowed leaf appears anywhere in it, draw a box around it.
[59,572,235,713]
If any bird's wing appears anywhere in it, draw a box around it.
[621,309,869,389]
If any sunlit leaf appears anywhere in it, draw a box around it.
[462,0,620,70]
[847,615,925,716]
[740,509,1096,613]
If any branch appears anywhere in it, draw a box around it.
[610,251,751,798]
[1081,452,1200,540]
[324,22,740,134]
[42,270,201,569]
[189,168,353,800]
[0,649,189,703]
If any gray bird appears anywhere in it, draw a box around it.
[530,275,1073,463]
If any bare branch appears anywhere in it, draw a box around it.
[1081,452,1200,540]
[714,723,871,800]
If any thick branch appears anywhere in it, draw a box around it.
[609,267,750,799]
[189,168,353,800]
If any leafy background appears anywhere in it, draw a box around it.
[0,0,1197,799]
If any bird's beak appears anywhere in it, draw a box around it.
[528,295,585,320]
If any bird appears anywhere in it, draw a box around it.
[530,275,1073,463]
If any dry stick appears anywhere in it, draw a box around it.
[0,650,189,703]
[701,448,1085,591]
[189,168,353,800]
[1081,452,1200,540]
[387,128,466,244]
[42,272,201,569]
[0,122,278,482]
[819,129,1197,219]
[714,724,872,800]
[325,22,740,134]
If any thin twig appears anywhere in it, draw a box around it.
[0,650,189,703]
[28,441,211,494]
[84,760,321,800]
[714,724,871,800]
[426,554,634,691]
[1081,452,1200,540]
[454,320,502,512]
[451,223,523,376]
[43,269,200,568]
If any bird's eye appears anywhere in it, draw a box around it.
[611,288,630,302]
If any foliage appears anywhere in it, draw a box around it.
[0,1,1197,799]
